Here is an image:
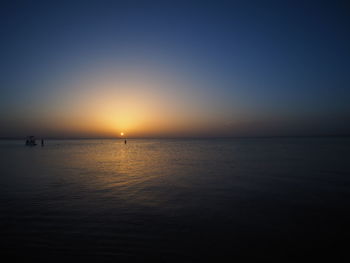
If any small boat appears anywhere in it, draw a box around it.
[25,136,37,146]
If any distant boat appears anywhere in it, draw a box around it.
[25,136,37,146]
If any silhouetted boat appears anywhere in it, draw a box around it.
[25,136,37,146]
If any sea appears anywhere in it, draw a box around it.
[1,138,350,261]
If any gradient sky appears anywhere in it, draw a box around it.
[1,0,349,138]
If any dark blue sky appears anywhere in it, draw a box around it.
[1,0,350,138]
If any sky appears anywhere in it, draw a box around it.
[1,0,349,138]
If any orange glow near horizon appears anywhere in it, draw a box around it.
[20,69,233,138]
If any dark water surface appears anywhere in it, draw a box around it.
[1,138,350,261]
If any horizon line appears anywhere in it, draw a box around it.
[1,134,350,140]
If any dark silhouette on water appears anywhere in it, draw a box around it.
[41,139,44,147]
[25,136,37,146]
[124,139,127,144]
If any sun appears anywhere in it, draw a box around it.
[120,132,124,136]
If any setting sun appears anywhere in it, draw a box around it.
[120,132,124,136]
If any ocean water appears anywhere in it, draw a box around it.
[1,138,350,261]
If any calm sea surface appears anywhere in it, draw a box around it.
[1,138,350,261]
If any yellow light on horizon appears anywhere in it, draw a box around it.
[45,70,214,138]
